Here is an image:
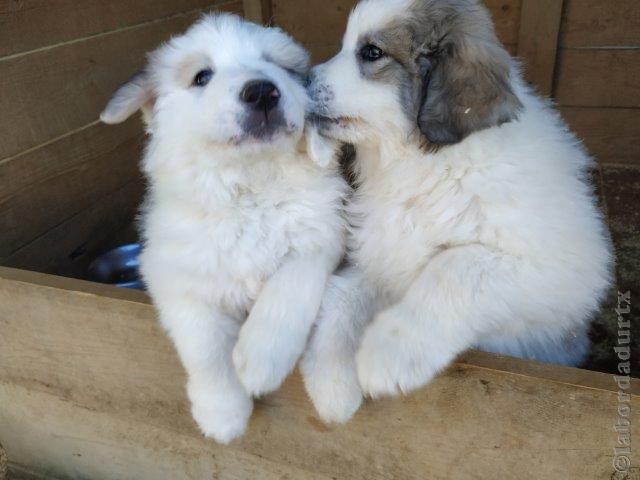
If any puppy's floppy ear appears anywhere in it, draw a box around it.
[306,126,340,168]
[100,72,155,125]
[418,37,522,146]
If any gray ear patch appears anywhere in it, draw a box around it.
[418,45,522,145]
[412,1,523,146]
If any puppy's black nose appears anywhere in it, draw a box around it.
[240,80,280,111]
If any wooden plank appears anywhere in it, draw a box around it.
[272,0,354,50]
[1,179,144,277]
[242,0,265,24]
[0,267,637,480]
[0,121,144,258]
[261,0,274,25]
[0,1,243,161]
[6,466,48,480]
[555,49,640,108]
[517,0,563,96]
[561,107,640,166]
[2,386,336,480]
[0,0,241,58]
[483,0,522,47]
[272,0,521,50]
[559,0,640,48]
[307,43,342,64]
[0,441,6,480]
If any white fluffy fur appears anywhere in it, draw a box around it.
[301,0,613,423]
[101,14,347,443]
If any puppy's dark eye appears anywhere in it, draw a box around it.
[360,44,385,62]
[193,68,213,87]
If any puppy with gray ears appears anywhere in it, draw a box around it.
[302,0,613,423]
[101,14,347,444]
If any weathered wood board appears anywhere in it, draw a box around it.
[560,107,640,167]
[0,2,242,161]
[517,0,563,96]
[0,0,241,58]
[555,49,640,109]
[559,0,640,48]
[0,267,637,480]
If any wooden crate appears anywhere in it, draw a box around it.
[0,0,638,478]
[1,267,637,479]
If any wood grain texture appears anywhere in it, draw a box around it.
[0,121,144,258]
[554,49,640,108]
[0,0,241,58]
[307,43,343,64]
[0,441,6,480]
[271,0,355,50]
[561,107,640,166]
[0,267,636,480]
[242,0,265,23]
[517,0,563,96]
[484,0,522,47]
[261,0,274,24]
[0,1,243,161]
[559,0,640,48]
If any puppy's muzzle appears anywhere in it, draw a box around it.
[240,79,287,140]
[240,80,280,112]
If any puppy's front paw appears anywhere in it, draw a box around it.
[232,324,300,397]
[301,354,363,424]
[189,385,253,444]
[356,308,439,398]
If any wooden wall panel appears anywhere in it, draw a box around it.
[0,2,243,161]
[484,0,522,47]
[555,49,640,108]
[0,122,144,259]
[242,0,272,24]
[516,0,563,96]
[554,0,639,165]
[559,0,640,48]
[0,0,238,58]
[561,107,640,167]
[0,14,191,160]
[271,0,354,62]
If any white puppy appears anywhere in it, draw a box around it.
[101,14,347,443]
[301,0,613,423]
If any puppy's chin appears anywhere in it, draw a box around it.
[227,125,302,155]
[230,111,301,148]
[310,114,366,144]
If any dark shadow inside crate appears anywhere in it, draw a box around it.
[1,177,144,282]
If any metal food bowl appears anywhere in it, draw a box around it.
[87,243,144,290]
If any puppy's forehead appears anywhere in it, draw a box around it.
[162,15,307,71]
[181,17,262,63]
[344,0,413,47]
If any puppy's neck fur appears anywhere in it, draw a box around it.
[350,135,432,186]
[146,144,313,209]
